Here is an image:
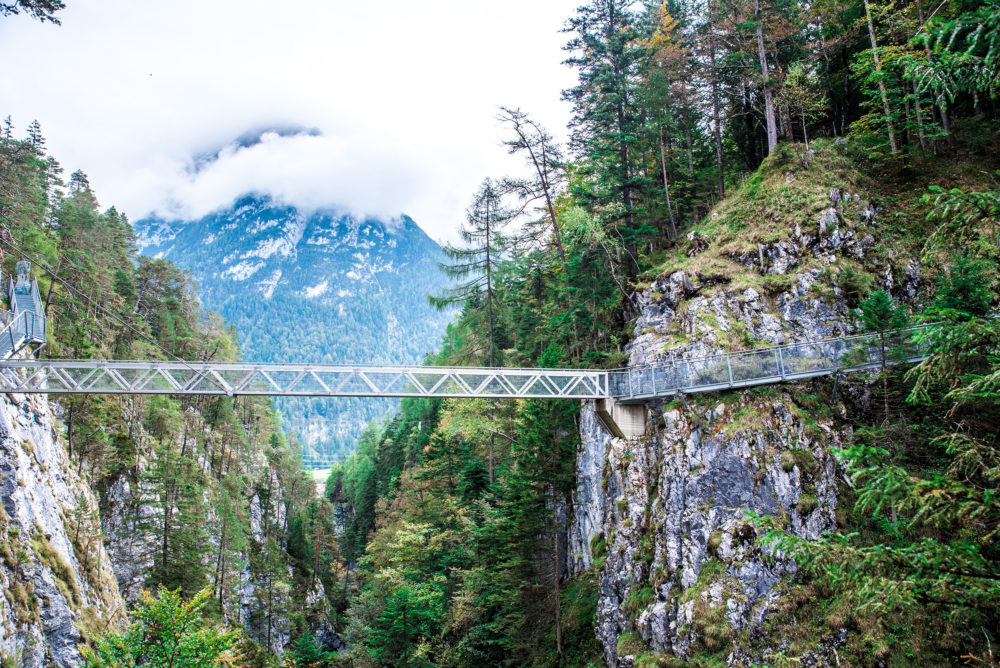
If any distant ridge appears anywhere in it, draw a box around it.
[134,193,452,463]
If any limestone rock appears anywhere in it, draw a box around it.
[566,185,915,665]
[0,393,124,667]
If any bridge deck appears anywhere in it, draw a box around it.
[0,360,610,399]
[609,327,929,402]
[0,326,932,400]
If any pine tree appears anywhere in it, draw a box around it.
[82,587,240,667]
[431,178,512,367]
[0,0,66,24]
[498,107,568,266]
[562,0,650,275]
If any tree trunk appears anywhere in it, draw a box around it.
[216,517,227,616]
[912,79,927,150]
[709,23,725,199]
[903,91,914,147]
[740,81,759,166]
[841,46,851,135]
[552,488,563,659]
[684,117,695,176]
[609,0,636,272]
[266,574,273,652]
[915,0,953,147]
[658,123,678,238]
[755,0,779,154]
[485,196,496,486]
[863,0,899,153]
[518,127,566,267]
[67,402,74,461]
[43,256,62,318]
[312,523,322,588]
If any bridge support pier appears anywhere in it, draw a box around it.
[594,397,647,439]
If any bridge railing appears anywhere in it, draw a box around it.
[0,324,938,398]
[2,272,46,349]
[609,325,932,400]
[0,310,40,360]
[28,279,45,340]
[0,359,611,398]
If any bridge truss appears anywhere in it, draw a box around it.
[0,325,935,401]
[0,360,610,399]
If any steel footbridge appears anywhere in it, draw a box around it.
[0,262,932,402]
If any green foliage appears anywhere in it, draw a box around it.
[922,178,1000,261]
[563,0,651,276]
[2,122,339,663]
[285,633,337,668]
[763,314,1000,663]
[431,178,512,366]
[911,1,1000,106]
[617,631,651,656]
[334,342,589,664]
[0,0,65,23]
[837,267,874,308]
[326,0,1000,655]
[82,587,239,667]
[931,255,995,315]
[856,289,909,333]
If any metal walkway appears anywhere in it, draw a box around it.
[608,327,929,403]
[0,360,611,399]
[0,259,936,401]
[0,327,930,400]
[0,261,46,360]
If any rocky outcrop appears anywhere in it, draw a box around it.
[100,475,158,602]
[568,185,915,665]
[101,453,328,658]
[0,393,124,667]
[572,397,847,666]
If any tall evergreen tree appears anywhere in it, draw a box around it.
[431,178,512,367]
[563,0,650,274]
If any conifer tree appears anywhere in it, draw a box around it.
[498,107,568,266]
[83,587,239,666]
[563,0,649,274]
[431,178,511,367]
[0,0,65,24]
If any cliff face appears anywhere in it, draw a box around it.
[100,439,331,658]
[0,393,123,667]
[570,395,847,665]
[567,149,921,665]
[2,390,330,665]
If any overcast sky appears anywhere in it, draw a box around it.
[0,0,582,243]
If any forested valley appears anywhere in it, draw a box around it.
[1,0,999,665]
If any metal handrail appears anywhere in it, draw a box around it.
[0,321,947,399]
[0,310,29,360]
[609,324,934,401]
[609,324,933,373]
[1,270,46,358]
[30,278,42,311]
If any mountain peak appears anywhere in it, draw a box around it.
[134,195,451,463]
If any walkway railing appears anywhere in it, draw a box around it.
[0,325,936,399]
[1,267,46,359]
[608,325,931,402]
[0,310,45,361]
[0,360,610,398]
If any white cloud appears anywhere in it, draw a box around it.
[0,0,581,242]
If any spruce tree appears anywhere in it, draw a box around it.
[431,178,512,367]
